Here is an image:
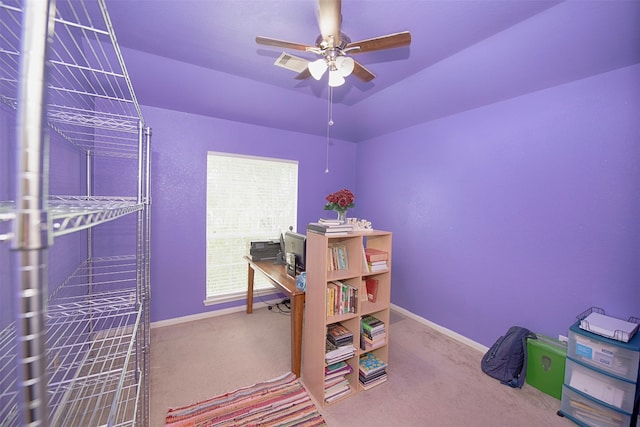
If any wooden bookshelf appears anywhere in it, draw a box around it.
[302,229,392,407]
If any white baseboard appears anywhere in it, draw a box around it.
[152,299,488,355]
[391,304,488,354]
[151,297,281,329]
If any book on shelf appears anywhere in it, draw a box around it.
[360,336,385,351]
[360,373,388,390]
[359,367,387,383]
[324,377,349,392]
[307,222,354,236]
[359,352,388,389]
[325,361,353,380]
[362,327,387,343]
[327,322,354,346]
[365,247,388,263]
[327,244,349,271]
[361,331,386,351]
[361,327,386,341]
[365,278,378,302]
[368,260,387,267]
[326,281,358,317]
[358,353,387,377]
[367,261,388,272]
[361,315,385,334]
[319,218,344,225]
[360,315,386,350]
[326,284,334,317]
[325,360,350,372]
[326,324,356,364]
[325,340,356,365]
[324,377,351,401]
[324,360,354,402]
[359,353,387,376]
[325,385,352,403]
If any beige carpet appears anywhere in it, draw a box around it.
[150,306,575,427]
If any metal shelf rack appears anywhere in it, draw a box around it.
[0,0,151,425]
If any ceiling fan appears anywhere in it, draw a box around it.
[256,0,411,87]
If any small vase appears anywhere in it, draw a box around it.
[336,209,347,223]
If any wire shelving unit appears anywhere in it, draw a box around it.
[0,0,151,425]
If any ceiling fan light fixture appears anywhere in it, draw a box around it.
[328,68,345,87]
[308,58,328,80]
[335,56,354,77]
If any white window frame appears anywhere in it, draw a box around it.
[204,152,298,305]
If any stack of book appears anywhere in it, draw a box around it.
[359,352,388,390]
[327,323,354,346]
[324,361,353,403]
[360,315,386,351]
[326,281,358,317]
[327,243,349,271]
[307,218,354,236]
[325,323,356,365]
[364,247,388,272]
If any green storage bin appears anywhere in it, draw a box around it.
[526,334,567,400]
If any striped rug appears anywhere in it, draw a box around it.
[164,372,327,426]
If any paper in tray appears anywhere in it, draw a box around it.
[580,312,639,343]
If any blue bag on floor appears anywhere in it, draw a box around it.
[481,326,536,388]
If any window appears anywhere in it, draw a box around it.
[205,152,298,303]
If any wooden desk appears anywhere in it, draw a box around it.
[245,256,305,377]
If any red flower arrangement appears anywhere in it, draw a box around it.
[324,189,355,216]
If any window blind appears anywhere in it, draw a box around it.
[206,152,298,301]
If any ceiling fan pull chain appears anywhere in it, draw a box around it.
[328,85,334,126]
[325,86,334,173]
[325,128,330,174]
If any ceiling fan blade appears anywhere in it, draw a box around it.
[352,60,376,82]
[256,36,314,52]
[317,0,341,47]
[346,31,411,54]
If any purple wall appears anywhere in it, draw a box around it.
[355,64,640,347]
[141,106,356,322]
[46,132,87,296]
[92,154,140,258]
[139,65,640,346]
[0,104,86,327]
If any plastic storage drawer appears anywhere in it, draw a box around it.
[568,324,640,382]
[560,385,632,427]
[564,358,637,413]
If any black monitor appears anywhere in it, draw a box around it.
[284,231,306,277]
